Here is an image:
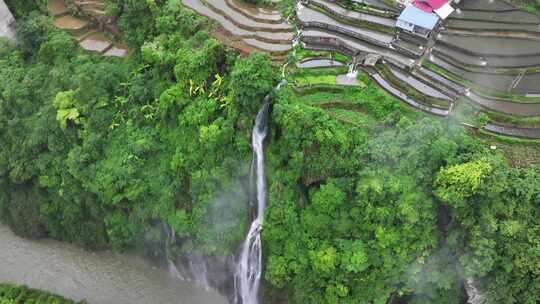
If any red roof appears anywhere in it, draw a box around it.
[413,0,448,12]
[414,1,433,12]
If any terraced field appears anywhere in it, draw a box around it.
[297,0,454,115]
[286,0,540,138]
[181,0,293,58]
[44,0,540,138]
[47,0,128,57]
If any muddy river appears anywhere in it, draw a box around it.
[0,224,227,304]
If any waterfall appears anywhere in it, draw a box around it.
[292,30,302,48]
[163,223,185,280]
[186,252,211,290]
[234,101,271,304]
[163,223,212,289]
[465,277,486,304]
[347,58,358,78]
[296,1,305,13]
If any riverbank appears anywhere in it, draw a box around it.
[0,225,226,304]
[0,284,84,303]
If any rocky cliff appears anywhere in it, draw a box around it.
[0,0,16,41]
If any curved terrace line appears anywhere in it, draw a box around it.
[181,0,292,54]
[443,28,540,41]
[369,70,451,116]
[449,9,540,24]
[484,122,540,139]
[458,0,517,11]
[467,91,540,116]
[201,0,292,32]
[445,19,540,33]
[432,50,540,75]
[298,5,394,45]
[301,29,414,68]
[433,44,540,68]
[306,0,396,29]
[225,0,284,24]
[436,36,540,58]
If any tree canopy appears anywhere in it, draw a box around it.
[1,2,539,304]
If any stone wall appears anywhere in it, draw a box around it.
[0,0,16,42]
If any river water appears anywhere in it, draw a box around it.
[0,224,227,304]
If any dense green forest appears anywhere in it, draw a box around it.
[1,1,539,304]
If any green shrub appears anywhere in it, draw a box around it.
[0,284,84,304]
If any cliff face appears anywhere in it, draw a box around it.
[0,0,16,41]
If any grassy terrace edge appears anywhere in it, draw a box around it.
[0,283,84,304]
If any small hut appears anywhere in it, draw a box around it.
[396,5,439,38]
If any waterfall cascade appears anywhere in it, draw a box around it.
[234,101,271,304]
[164,223,185,280]
[186,252,211,290]
[163,223,211,290]
[347,57,359,78]
[292,30,302,48]
[465,277,486,304]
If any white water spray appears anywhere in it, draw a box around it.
[292,30,302,47]
[465,277,486,304]
[164,223,186,280]
[187,253,211,290]
[296,1,305,12]
[347,59,358,78]
[234,102,271,304]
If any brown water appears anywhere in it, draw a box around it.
[0,225,227,304]
[47,0,69,16]
[104,43,129,57]
[53,15,88,31]
[80,32,112,53]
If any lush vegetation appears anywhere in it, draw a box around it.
[0,284,83,304]
[508,0,540,15]
[1,1,540,304]
[0,4,258,254]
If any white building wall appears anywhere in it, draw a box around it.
[396,19,414,32]
[0,0,16,42]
